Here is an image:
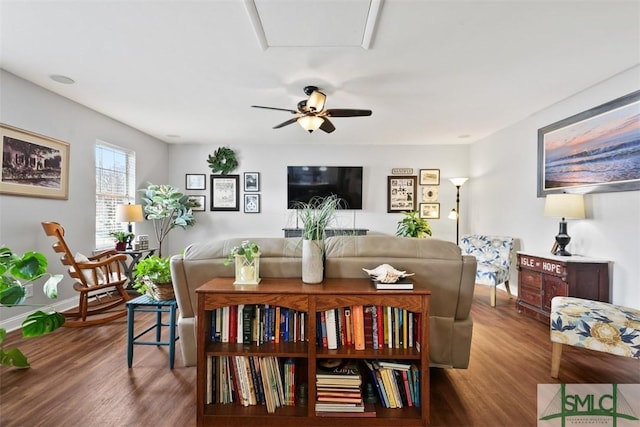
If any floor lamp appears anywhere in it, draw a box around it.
[449,178,468,245]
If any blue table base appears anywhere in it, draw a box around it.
[126,294,179,369]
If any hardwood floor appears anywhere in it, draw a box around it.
[1,285,638,426]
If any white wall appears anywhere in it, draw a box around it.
[166,143,470,255]
[0,71,169,322]
[469,65,640,308]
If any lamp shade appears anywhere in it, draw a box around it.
[116,204,144,223]
[298,115,324,132]
[450,177,468,187]
[448,209,458,220]
[544,194,585,219]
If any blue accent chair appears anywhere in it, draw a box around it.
[460,234,514,307]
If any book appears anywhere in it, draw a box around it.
[363,306,374,349]
[315,402,366,413]
[372,279,413,290]
[325,309,338,350]
[352,305,365,350]
[344,307,353,346]
[315,403,376,417]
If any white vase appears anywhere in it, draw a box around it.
[302,239,324,284]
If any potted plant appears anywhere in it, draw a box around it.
[396,210,432,238]
[223,240,261,285]
[0,247,65,368]
[110,231,134,251]
[291,195,345,284]
[140,183,199,257]
[132,255,173,300]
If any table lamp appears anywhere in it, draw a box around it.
[544,193,585,256]
[116,203,144,250]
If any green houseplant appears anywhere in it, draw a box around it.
[0,247,65,368]
[291,195,345,284]
[223,240,261,284]
[140,183,199,257]
[132,255,172,299]
[292,194,345,241]
[396,210,432,238]
[110,231,134,250]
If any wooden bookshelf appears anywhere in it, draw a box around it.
[196,277,430,426]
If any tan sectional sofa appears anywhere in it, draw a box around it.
[169,235,477,368]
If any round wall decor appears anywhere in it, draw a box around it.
[207,147,238,175]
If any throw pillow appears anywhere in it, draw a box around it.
[72,252,106,286]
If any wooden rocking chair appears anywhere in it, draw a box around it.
[41,222,131,327]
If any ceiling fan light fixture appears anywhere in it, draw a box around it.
[307,90,326,112]
[298,115,324,133]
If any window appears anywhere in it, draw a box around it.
[95,143,136,249]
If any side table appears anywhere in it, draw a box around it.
[126,294,179,369]
[117,248,157,283]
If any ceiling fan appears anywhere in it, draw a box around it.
[251,85,372,133]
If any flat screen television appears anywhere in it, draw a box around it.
[287,166,363,209]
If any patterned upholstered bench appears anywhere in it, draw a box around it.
[460,234,514,307]
[550,296,640,378]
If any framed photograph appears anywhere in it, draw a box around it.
[244,193,260,213]
[419,202,440,219]
[422,186,439,202]
[419,169,440,185]
[185,173,206,190]
[210,175,240,211]
[244,172,260,192]
[538,90,640,196]
[0,123,70,199]
[387,175,417,212]
[189,195,206,212]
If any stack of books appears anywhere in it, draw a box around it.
[315,360,373,416]
[362,360,420,409]
[371,278,413,290]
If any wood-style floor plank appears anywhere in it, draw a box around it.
[1,285,638,426]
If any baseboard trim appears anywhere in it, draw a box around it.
[0,297,78,332]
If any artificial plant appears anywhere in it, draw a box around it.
[0,247,65,368]
[140,183,198,256]
[396,210,432,238]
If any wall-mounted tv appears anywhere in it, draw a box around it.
[287,166,363,210]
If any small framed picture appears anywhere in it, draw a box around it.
[185,174,206,190]
[419,169,440,186]
[189,195,206,212]
[244,193,260,213]
[422,186,439,202]
[387,175,417,213]
[420,202,440,219]
[210,175,240,211]
[244,172,260,192]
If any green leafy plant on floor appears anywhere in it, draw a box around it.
[0,247,65,368]
[396,210,432,238]
[140,183,199,257]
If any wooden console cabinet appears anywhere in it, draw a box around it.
[196,278,430,426]
[516,252,610,323]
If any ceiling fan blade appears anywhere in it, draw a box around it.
[319,118,336,133]
[273,117,299,129]
[251,105,298,114]
[325,109,372,117]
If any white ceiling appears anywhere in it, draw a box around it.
[1,0,639,146]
